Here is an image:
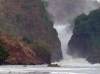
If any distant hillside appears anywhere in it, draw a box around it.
[0,0,62,64]
[68,8,100,64]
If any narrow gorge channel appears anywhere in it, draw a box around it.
[53,23,72,60]
[46,0,100,66]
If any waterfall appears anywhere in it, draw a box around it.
[53,23,72,59]
[53,23,91,66]
[46,0,100,60]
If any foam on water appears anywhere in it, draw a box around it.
[52,58,100,68]
[0,65,100,74]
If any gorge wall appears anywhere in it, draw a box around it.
[0,0,63,64]
[68,9,100,64]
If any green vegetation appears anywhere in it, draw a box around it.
[32,40,51,64]
[48,64,60,67]
[16,12,23,21]
[73,8,100,52]
[0,0,62,63]
[22,37,52,64]
[9,33,18,41]
[22,36,31,44]
[20,0,32,10]
[0,45,9,65]
[38,0,62,61]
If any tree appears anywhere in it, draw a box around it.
[16,12,23,21]
[22,36,31,44]
[72,8,100,54]
[0,46,9,65]
[32,40,51,64]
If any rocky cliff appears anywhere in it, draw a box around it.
[0,0,62,64]
[68,9,100,64]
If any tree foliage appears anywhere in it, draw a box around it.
[0,45,9,65]
[22,36,31,44]
[73,8,100,51]
[32,40,51,64]
[16,12,23,21]
[0,0,62,62]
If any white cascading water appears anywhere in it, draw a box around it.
[53,23,91,67]
[53,23,72,60]
[53,23,100,67]
[46,0,100,67]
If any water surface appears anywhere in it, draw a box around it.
[0,65,100,74]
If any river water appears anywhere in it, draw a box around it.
[0,64,100,74]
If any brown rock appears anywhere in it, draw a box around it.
[0,39,45,65]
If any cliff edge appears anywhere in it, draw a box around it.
[0,0,62,64]
[68,8,100,64]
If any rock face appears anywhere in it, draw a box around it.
[68,9,100,64]
[1,40,36,65]
[0,0,63,64]
[2,40,50,65]
[68,34,88,58]
[0,29,49,65]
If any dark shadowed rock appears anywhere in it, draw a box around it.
[68,8,100,64]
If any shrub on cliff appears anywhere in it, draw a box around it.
[0,45,9,65]
[32,40,51,64]
[22,36,31,44]
[16,12,23,21]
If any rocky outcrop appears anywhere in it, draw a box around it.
[0,0,62,63]
[0,38,47,65]
[86,55,100,64]
[68,9,100,64]
[68,34,88,58]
